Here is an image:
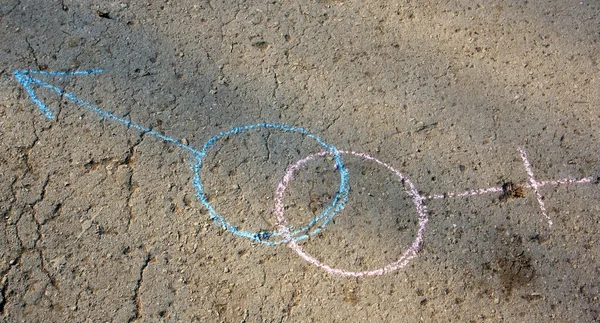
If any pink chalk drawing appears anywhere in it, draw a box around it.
[273,147,597,277]
[274,150,428,278]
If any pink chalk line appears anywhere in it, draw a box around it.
[273,150,428,278]
[273,147,596,277]
[518,147,552,226]
[427,186,504,200]
[426,177,594,201]
[427,147,595,228]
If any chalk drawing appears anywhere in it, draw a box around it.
[426,149,595,228]
[13,68,598,277]
[518,147,552,226]
[13,69,350,245]
[274,150,428,278]
[275,149,596,277]
[191,124,349,245]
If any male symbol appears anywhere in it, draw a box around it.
[13,69,350,245]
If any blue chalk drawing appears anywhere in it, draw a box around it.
[13,69,103,119]
[13,69,350,245]
[193,124,349,244]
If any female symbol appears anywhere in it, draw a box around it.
[274,151,429,277]
[191,123,350,245]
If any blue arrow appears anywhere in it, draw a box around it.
[13,68,350,245]
[13,69,201,156]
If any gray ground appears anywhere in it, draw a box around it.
[1,0,600,322]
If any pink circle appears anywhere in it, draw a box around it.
[273,150,429,277]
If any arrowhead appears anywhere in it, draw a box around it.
[13,69,103,120]
[13,70,55,119]
[11,68,199,156]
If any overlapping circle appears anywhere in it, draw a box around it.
[192,123,350,245]
[274,150,428,277]
[194,123,428,276]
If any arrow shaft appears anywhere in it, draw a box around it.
[25,69,103,76]
[14,69,201,156]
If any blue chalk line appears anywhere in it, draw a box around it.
[192,123,349,245]
[13,69,350,245]
[13,69,200,155]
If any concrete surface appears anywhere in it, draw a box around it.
[1,0,599,321]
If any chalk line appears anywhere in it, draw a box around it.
[426,148,596,228]
[426,177,594,201]
[517,147,552,226]
[274,150,428,278]
[192,123,350,245]
[13,69,352,245]
[14,68,599,278]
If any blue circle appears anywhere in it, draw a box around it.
[191,123,349,245]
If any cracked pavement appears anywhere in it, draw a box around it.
[1,0,600,321]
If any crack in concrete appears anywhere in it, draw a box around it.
[24,36,44,70]
[50,83,68,123]
[272,70,280,99]
[265,132,273,162]
[129,253,152,322]
[14,217,26,248]
[278,289,299,323]
[2,177,18,220]
[0,253,23,315]
[11,169,46,247]
[21,173,51,248]
[12,120,41,204]
[0,280,7,314]
[5,170,58,311]
[124,135,143,233]
[37,248,59,292]
[3,111,63,312]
